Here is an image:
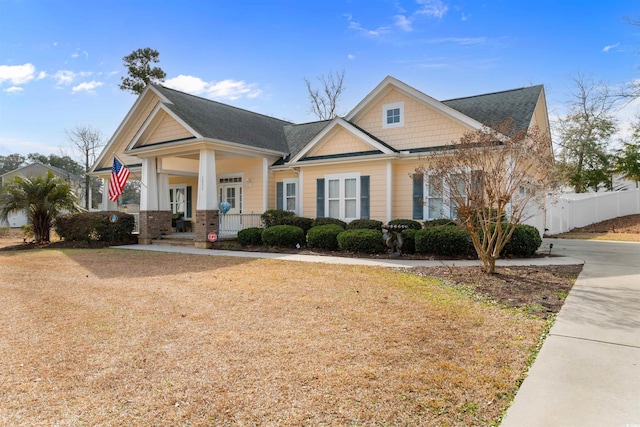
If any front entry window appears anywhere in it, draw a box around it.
[219,176,243,214]
[169,186,187,216]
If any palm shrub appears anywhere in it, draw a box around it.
[337,229,385,254]
[307,224,344,250]
[237,227,264,246]
[262,225,305,248]
[0,171,80,243]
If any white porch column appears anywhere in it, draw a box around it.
[101,177,117,211]
[158,173,170,211]
[197,149,218,210]
[262,157,269,212]
[140,157,159,211]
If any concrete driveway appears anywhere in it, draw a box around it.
[501,238,640,427]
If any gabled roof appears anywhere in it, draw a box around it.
[442,85,543,132]
[151,84,293,153]
[1,161,82,181]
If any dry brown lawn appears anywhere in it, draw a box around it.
[0,247,547,426]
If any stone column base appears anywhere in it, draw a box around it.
[194,210,219,249]
[138,210,172,244]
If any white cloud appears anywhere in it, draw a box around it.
[395,15,413,32]
[71,53,79,59]
[4,86,24,93]
[0,63,36,85]
[37,71,47,80]
[72,81,104,94]
[348,54,356,60]
[415,0,448,18]
[348,19,391,37]
[53,70,76,85]
[427,37,487,45]
[163,75,262,100]
[602,42,620,52]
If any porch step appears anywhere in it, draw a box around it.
[151,233,195,247]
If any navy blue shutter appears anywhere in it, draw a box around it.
[412,174,424,219]
[360,176,370,219]
[316,178,325,218]
[186,186,192,218]
[276,182,283,210]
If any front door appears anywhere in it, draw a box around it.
[219,177,243,214]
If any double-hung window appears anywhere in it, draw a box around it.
[326,173,360,221]
[424,173,468,220]
[284,178,297,213]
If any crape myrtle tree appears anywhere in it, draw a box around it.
[416,119,555,274]
[0,171,81,243]
[119,47,167,95]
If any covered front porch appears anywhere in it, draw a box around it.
[102,145,280,248]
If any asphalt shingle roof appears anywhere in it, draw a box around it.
[153,84,293,153]
[442,85,543,132]
[150,82,543,160]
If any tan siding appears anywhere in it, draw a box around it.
[144,113,192,145]
[392,161,430,221]
[299,161,388,221]
[308,128,373,157]
[100,93,161,170]
[215,157,264,214]
[354,89,469,151]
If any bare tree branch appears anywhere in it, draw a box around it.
[305,70,345,120]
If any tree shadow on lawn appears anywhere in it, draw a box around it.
[0,247,256,280]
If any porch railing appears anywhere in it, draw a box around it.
[219,213,263,238]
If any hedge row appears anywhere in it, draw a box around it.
[56,211,135,243]
[243,212,542,258]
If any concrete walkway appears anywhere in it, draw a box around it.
[501,238,640,427]
[113,243,583,268]
[114,239,640,425]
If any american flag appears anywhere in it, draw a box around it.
[108,157,130,202]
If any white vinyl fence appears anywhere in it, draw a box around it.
[545,188,640,235]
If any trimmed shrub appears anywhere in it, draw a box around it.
[400,228,418,254]
[307,224,344,250]
[424,218,457,228]
[261,209,295,228]
[346,219,384,230]
[281,216,314,235]
[389,219,422,230]
[337,229,385,254]
[312,217,347,229]
[415,225,474,257]
[502,224,542,257]
[237,227,263,246]
[261,225,305,248]
[56,211,135,243]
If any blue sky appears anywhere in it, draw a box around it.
[0,0,638,158]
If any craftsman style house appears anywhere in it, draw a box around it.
[91,76,551,247]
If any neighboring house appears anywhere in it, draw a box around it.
[90,76,551,247]
[0,162,83,227]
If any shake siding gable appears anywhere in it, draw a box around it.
[353,89,470,152]
[307,128,375,157]
[139,111,193,146]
